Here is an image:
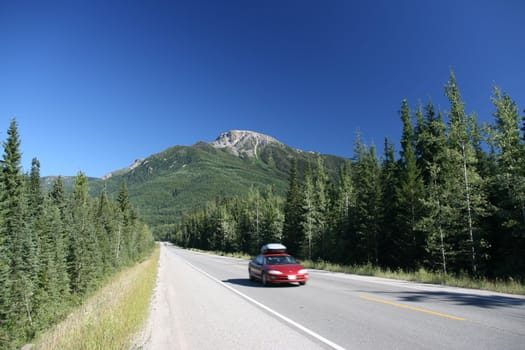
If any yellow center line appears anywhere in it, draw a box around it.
[360,295,465,321]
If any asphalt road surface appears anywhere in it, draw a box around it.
[140,244,525,350]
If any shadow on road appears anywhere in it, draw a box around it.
[359,289,525,309]
[223,278,300,288]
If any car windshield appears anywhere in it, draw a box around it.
[264,255,297,265]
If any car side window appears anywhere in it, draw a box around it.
[255,255,263,265]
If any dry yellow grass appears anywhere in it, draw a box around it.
[34,245,160,350]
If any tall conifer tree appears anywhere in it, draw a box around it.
[282,159,304,256]
[301,162,315,259]
[313,156,329,259]
[417,108,450,273]
[95,188,114,272]
[328,162,354,263]
[489,88,525,274]
[1,119,37,339]
[445,71,488,273]
[396,100,425,268]
[69,172,100,294]
[379,139,398,268]
[352,136,381,265]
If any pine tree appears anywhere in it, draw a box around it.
[27,158,50,330]
[117,182,134,263]
[95,188,114,272]
[378,139,398,268]
[522,109,525,141]
[302,162,315,259]
[0,146,10,347]
[326,162,354,263]
[47,176,71,298]
[68,172,101,294]
[313,155,329,259]
[445,71,488,274]
[34,197,70,328]
[420,160,451,273]
[246,187,262,251]
[28,158,44,218]
[49,176,66,213]
[233,197,254,253]
[282,159,304,256]
[417,108,450,273]
[395,100,425,268]
[1,119,37,340]
[259,186,284,246]
[351,136,381,265]
[489,88,525,275]
[415,101,444,184]
[491,88,525,224]
[0,120,154,346]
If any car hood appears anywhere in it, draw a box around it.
[265,264,305,273]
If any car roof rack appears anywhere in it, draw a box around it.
[261,243,287,254]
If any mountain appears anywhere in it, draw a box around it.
[210,130,284,157]
[47,130,350,237]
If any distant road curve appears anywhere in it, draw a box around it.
[138,244,525,350]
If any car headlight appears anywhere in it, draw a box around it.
[298,269,308,274]
[268,270,283,275]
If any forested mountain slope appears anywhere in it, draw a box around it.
[78,131,349,238]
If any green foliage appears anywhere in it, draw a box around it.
[395,101,425,268]
[66,141,347,241]
[378,139,398,268]
[3,70,522,347]
[282,159,305,256]
[486,89,525,276]
[170,73,525,286]
[351,137,382,265]
[35,246,160,350]
[301,162,315,259]
[0,120,155,348]
[444,72,489,274]
[171,186,283,256]
[1,119,38,341]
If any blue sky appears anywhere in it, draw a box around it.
[1,0,524,177]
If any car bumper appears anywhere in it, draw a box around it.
[268,274,308,284]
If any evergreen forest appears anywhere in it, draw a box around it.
[0,120,155,348]
[169,72,525,280]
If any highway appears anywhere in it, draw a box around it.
[142,244,525,349]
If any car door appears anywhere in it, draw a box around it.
[251,254,264,278]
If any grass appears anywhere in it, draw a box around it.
[302,260,525,295]
[33,245,160,350]
[188,247,525,295]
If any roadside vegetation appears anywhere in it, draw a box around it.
[0,120,156,348]
[168,72,525,291]
[190,248,525,295]
[34,245,159,350]
[302,260,525,295]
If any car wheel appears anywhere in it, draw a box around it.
[261,272,267,286]
[299,281,306,286]
[248,268,255,281]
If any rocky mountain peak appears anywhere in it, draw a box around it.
[210,130,281,158]
[101,158,144,180]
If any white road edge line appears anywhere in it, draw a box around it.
[183,258,346,350]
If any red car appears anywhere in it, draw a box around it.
[248,243,308,286]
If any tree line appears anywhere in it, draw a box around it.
[0,120,155,348]
[170,72,525,280]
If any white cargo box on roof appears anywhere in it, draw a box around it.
[261,243,287,254]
